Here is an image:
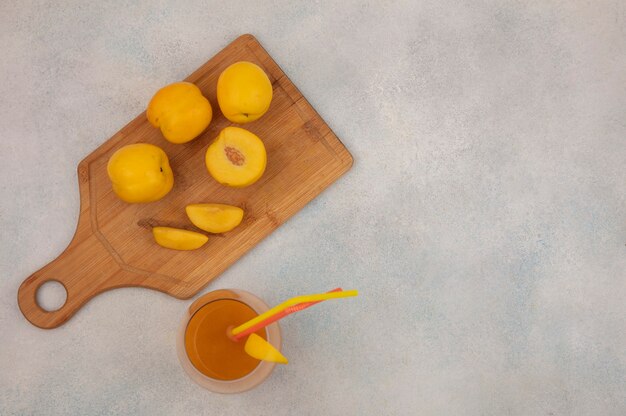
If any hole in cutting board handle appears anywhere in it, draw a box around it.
[36,280,68,312]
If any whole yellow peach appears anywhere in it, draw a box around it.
[147,82,212,144]
[217,61,272,123]
[107,143,174,203]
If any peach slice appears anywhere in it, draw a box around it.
[244,333,288,364]
[205,127,267,187]
[185,204,244,233]
[152,227,208,250]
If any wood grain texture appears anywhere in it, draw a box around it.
[17,34,353,329]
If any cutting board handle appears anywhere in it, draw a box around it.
[17,233,124,329]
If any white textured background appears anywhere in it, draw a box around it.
[1,1,625,415]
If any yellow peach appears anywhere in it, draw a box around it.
[107,143,174,203]
[147,82,212,144]
[217,61,272,123]
[205,127,267,187]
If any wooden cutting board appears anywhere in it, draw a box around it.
[18,34,353,329]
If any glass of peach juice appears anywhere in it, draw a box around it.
[177,289,282,393]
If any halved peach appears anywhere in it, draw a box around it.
[205,127,266,187]
[185,204,244,233]
[152,227,208,250]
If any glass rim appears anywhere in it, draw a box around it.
[176,289,282,393]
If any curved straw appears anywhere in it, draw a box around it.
[231,288,358,341]
[232,288,341,341]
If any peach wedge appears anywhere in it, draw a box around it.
[152,227,208,250]
[185,204,244,233]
